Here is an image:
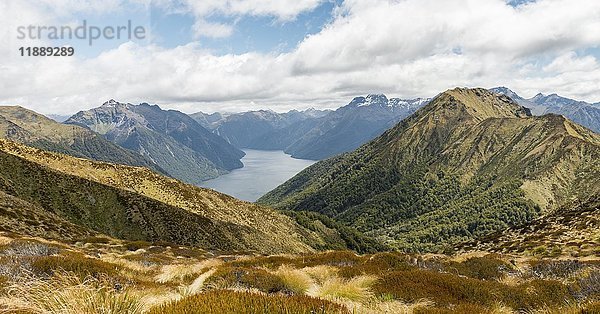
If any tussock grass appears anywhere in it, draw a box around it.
[523,300,600,314]
[180,268,217,296]
[0,239,60,257]
[274,265,314,294]
[5,271,144,314]
[205,266,285,293]
[0,234,595,314]
[338,252,413,278]
[444,255,512,280]
[155,258,222,283]
[375,269,574,311]
[30,253,121,278]
[311,275,377,302]
[148,290,349,314]
[342,298,434,314]
[101,254,156,273]
[302,265,338,284]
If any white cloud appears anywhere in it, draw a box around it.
[192,20,234,38]
[543,52,598,73]
[1,0,600,115]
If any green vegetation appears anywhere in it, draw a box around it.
[0,138,360,255]
[260,88,600,253]
[469,195,600,257]
[284,210,388,253]
[0,149,252,251]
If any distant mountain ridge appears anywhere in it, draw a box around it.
[284,95,430,160]
[0,106,164,174]
[191,108,330,151]
[490,87,600,133]
[193,95,429,160]
[260,88,600,252]
[66,100,245,184]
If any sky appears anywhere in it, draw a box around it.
[1,0,600,115]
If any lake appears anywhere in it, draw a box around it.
[199,149,316,202]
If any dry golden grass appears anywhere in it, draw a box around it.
[101,254,157,273]
[274,265,314,295]
[302,265,338,284]
[179,268,217,296]
[155,258,222,283]
[497,274,524,287]
[310,275,377,302]
[1,234,598,314]
[488,303,517,314]
[0,236,13,246]
[343,299,434,314]
[4,272,145,314]
[138,289,183,312]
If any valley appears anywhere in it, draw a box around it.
[4,1,600,312]
[0,88,598,313]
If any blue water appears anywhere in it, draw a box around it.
[200,149,316,202]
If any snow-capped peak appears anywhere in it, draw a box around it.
[357,94,389,107]
[102,99,120,107]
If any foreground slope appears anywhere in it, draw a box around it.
[66,100,245,184]
[260,88,600,252]
[465,194,600,257]
[0,106,163,173]
[0,139,323,254]
[2,233,598,314]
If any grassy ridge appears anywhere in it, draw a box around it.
[0,138,386,254]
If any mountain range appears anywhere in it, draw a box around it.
[191,108,330,152]
[0,106,164,174]
[1,87,599,312]
[490,87,600,133]
[259,88,600,252]
[193,95,429,160]
[65,100,245,184]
